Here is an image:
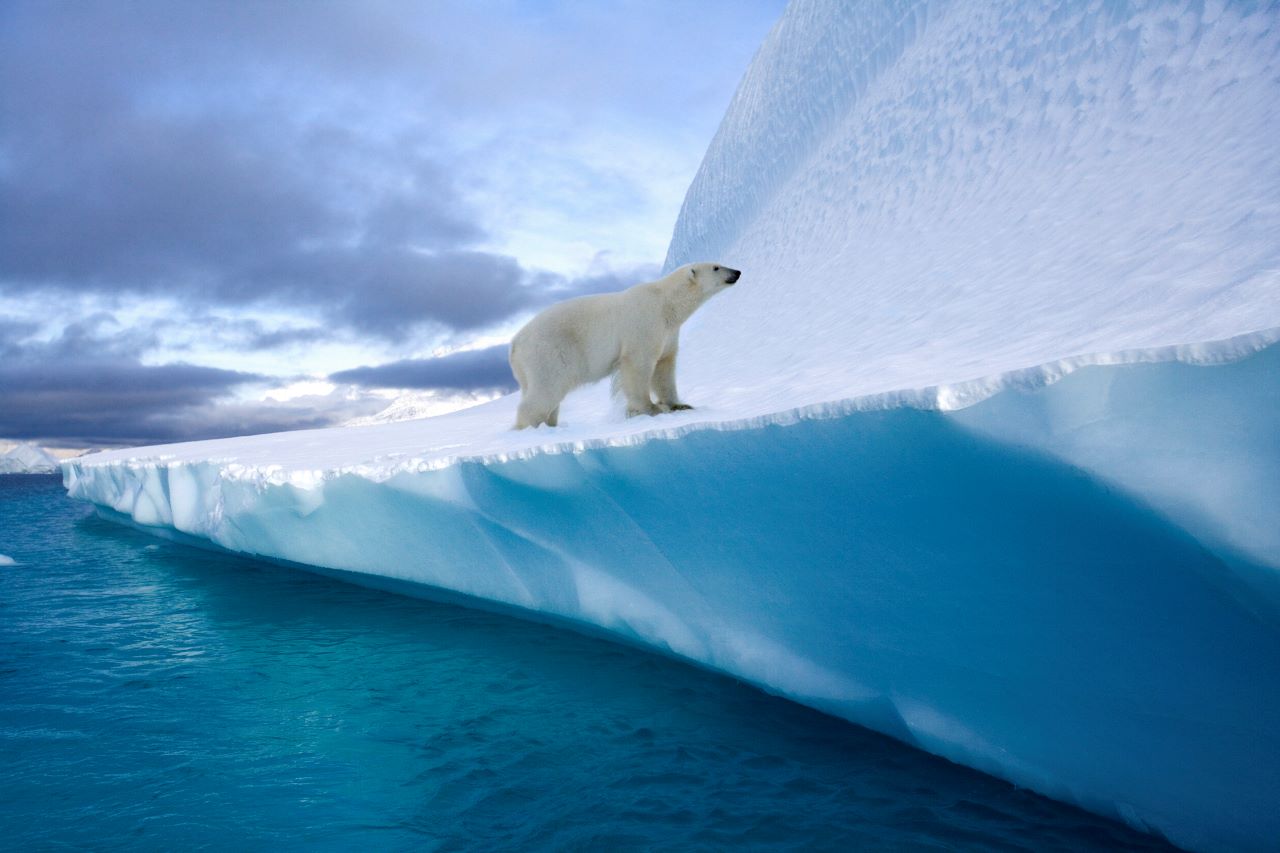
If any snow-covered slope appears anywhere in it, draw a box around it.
[64,1,1280,849]
[0,443,60,474]
[664,0,1280,402]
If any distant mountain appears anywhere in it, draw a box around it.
[344,391,501,427]
[0,443,60,474]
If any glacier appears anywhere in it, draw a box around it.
[62,1,1280,850]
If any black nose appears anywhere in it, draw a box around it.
[726,269,741,284]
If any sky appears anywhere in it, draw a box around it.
[0,0,784,448]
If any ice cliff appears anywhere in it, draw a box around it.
[64,1,1280,849]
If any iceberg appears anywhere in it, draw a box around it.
[0,443,60,475]
[64,1,1280,849]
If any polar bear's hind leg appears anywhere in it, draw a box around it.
[511,344,563,429]
[516,392,558,429]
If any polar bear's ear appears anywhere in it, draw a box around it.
[687,266,698,284]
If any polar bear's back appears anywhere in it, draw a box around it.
[511,291,629,390]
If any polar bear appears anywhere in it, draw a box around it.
[509,262,741,429]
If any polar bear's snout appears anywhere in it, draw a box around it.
[725,268,741,284]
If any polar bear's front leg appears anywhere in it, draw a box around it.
[619,354,660,417]
[651,350,692,412]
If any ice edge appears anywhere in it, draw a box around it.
[62,326,1280,488]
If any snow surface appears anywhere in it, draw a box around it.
[0,443,60,474]
[665,0,1280,404]
[63,1,1280,850]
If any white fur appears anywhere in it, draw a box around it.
[509,262,740,429]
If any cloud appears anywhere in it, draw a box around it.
[0,317,40,347]
[2,313,161,361]
[538,263,662,301]
[0,318,390,446]
[0,264,657,447]
[0,361,267,447]
[0,352,397,447]
[246,326,331,351]
[0,96,506,337]
[0,1,778,344]
[331,344,516,393]
[0,0,782,445]
[0,69,638,343]
[260,248,535,339]
[326,263,661,391]
[0,3,513,340]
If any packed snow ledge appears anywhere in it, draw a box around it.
[62,325,1280,586]
[62,319,1280,583]
[63,325,1280,480]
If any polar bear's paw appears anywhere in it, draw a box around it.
[630,402,694,417]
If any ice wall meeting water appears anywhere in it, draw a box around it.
[65,1,1280,850]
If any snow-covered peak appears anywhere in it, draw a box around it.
[343,390,504,427]
[0,443,60,474]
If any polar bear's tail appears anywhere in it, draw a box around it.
[509,340,529,428]
[508,338,525,390]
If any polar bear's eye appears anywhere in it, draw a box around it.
[713,266,720,272]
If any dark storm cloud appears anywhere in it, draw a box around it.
[331,345,516,393]
[256,248,535,339]
[0,1,776,342]
[246,326,331,351]
[0,1,781,446]
[0,359,270,446]
[0,318,41,351]
[0,319,277,445]
[0,266,655,446]
[156,315,333,353]
[0,95,508,337]
[0,2,531,339]
[7,313,162,362]
[0,385,354,448]
[539,265,662,301]
[0,348,384,447]
[325,264,660,391]
[0,360,256,400]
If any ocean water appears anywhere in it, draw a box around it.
[1,475,1169,851]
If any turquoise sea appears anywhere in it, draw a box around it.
[0,474,1169,850]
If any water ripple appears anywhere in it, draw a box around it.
[0,476,1169,850]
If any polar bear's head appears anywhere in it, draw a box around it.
[687,262,741,296]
